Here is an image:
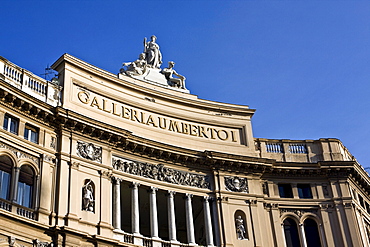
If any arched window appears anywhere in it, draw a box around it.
[0,156,12,200]
[17,165,34,208]
[283,218,301,247]
[304,218,321,247]
[234,210,248,240]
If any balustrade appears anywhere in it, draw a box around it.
[289,143,307,154]
[0,199,12,211]
[266,143,283,153]
[1,57,61,106]
[16,206,36,220]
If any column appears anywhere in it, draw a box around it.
[149,187,159,238]
[203,196,214,247]
[131,182,140,234]
[33,175,41,210]
[113,177,121,230]
[167,191,177,241]
[185,194,196,244]
[299,223,308,247]
[11,167,20,203]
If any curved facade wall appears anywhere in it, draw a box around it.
[0,55,369,247]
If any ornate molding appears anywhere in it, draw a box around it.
[225,176,248,193]
[0,141,39,164]
[279,208,318,218]
[112,156,210,189]
[76,141,102,163]
[33,239,53,247]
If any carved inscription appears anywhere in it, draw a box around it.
[77,89,240,143]
[112,157,210,189]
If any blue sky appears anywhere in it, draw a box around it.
[1,1,370,167]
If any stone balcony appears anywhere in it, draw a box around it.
[255,138,354,163]
[0,56,61,106]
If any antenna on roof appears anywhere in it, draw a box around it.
[41,64,57,81]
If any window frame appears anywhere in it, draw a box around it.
[297,184,313,199]
[278,184,294,198]
[24,124,39,144]
[3,114,19,135]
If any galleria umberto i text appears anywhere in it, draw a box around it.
[0,37,369,247]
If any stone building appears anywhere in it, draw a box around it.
[0,38,370,247]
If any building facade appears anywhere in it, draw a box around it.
[0,40,370,247]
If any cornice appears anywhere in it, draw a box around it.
[51,53,255,116]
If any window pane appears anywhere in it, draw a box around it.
[284,218,301,247]
[279,184,293,198]
[3,116,8,130]
[298,184,312,199]
[30,130,38,143]
[17,182,24,205]
[18,165,34,208]
[0,171,10,200]
[304,219,321,247]
[10,118,18,134]
[24,129,29,140]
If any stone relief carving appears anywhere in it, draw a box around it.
[0,142,39,164]
[112,157,210,189]
[225,176,248,193]
[279,208,318,218]
[235,216,246,240]
[82,179,94,212]
[33,239,53,247]
[76,141,102,163]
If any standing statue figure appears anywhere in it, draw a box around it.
[161,61,186,89]
[235,216,246,240]
[82,180,94,212]
[121,53,147,76]
[144,35,162,69]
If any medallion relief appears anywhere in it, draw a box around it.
[76,141,102,163]
[225,176,248,193]
[112,156,210,189]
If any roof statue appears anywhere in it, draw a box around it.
[119,36,189,93]
[144,35,162,69]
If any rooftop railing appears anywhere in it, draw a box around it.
[255,138,354,163]
[0,56,62,106]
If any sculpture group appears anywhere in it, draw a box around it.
[120,35,186,89]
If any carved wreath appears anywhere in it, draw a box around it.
[76,141,102,163]
[225,176,249,193]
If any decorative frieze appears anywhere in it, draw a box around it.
[33,239,53,247]
[76,141,102,163]
[112,156,210,189]
[225,176,248,193]
[279,208,318,218]
[0,141,39,164]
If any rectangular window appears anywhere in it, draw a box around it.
[3,114,19,135]
[298,184,313,199]
[24,124,39,143]
[278,184,293,198]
